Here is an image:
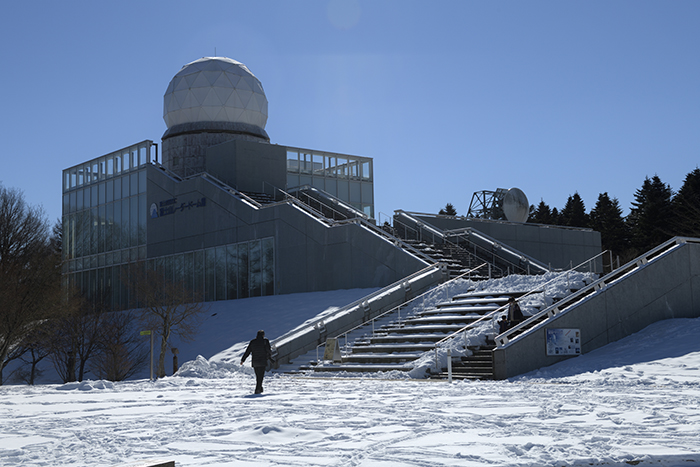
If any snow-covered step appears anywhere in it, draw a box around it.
[304,363,413,373]
[342,353,424,364]
[437,297,509,307]
[349,343,436,354]
[378,324,466,334]
[419,305,500,315]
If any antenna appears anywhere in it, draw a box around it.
[215,47,217,57]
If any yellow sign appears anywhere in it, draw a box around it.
[140,330,152,336]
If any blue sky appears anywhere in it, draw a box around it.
[1,1,698,225]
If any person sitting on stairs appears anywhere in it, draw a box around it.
[507,297,524,329]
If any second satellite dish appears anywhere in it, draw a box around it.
[502,188,529,223]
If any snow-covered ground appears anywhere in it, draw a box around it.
[2,275,700,466]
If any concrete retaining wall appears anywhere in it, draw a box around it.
[493,238,700,379]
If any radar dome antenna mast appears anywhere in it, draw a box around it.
[467,187,529,223]
[502,188,529,223]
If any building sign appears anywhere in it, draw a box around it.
[546,328,581,356]
[151,197,206,218]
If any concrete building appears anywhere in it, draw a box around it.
[61,56,602,312]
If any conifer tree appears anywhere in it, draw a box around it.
[670,168,700,237]
[438,203,457,216]
[560,193,589,228]
[589,192,629,254]
[627,175,673,253]
[530,199,553,224]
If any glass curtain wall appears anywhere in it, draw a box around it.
[62,141,152,307]
[285,147,374,218]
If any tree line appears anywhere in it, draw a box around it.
[439,168,700,263]
[0,185,206,385]
[528,169,700,262]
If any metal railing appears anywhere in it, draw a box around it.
[393,210,550,276]
[314,263,489,363]
[286,185,369,222]
[192,173,484,275]
[494,236,700,348]
[432,249,614,369]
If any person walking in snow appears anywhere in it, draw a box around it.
[241,330,273,394]
[507,297,524,328]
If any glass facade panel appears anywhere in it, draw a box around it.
[301,153,312,174]
[69,191,77,213]
[130,173,138,196]
[349,181,361,203]
[194,250,204,302]
[183,252,194,302]
[237,243,249,299]
[205,248,216,302]
[138,194,146,245]
[215,246,226,301]
[113,201,121,251]
[262,237,274,296]
[226,245,238,300]
[283,146,373,217]
[313,154,324,175]
[249,240,262,297]
[138,170,146,193]
[121,198,129,249]
[362,161,371,180]
[106,180,113,203]
[286,150,299,172]
[114,175,122,200]
[130,196,138,247]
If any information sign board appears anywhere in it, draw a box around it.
[546,328,581,356]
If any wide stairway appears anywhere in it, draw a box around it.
[297,290,536,379]
[401,239,497,280]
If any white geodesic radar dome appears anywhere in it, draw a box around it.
[163,57,268,130]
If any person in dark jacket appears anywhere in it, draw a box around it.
[497,315,509,334]
[241,330,273,394]
[507,297,524,327]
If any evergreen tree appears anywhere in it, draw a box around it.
[627,175,673,253]
[560,193,589,228]
[670,168,700,237]
[438,203,457,216]
[551,207,562,225]
[529,199,553,224]
[589,192,629,254]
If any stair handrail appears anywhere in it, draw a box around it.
[274,263,443,348]
[314,263,489,363]
[286,185,370,221]
[390,212,504,276]
[443,226,550,274]
[394,210,548,276]
[495,237,700,348]
[188,174,459,269]
[431,248,615,368]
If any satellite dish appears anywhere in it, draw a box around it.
[502,188,529,223]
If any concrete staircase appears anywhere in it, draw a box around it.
[299,290,533,378]
[402,240,495,280]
